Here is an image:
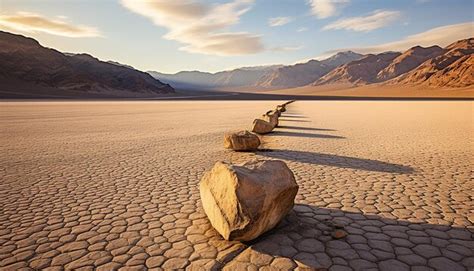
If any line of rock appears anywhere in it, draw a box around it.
[199,101,299,242]
[224,100,294,152]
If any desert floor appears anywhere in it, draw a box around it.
[0,101,473,270]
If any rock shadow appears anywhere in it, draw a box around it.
[246,204,472,270]
[266,131,345,139]
[279,118,312,123]
[256,149,414,174]
[279,115,309,119]
[277,125,337,132]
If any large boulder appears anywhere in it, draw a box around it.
[252,119,274,134]
[262,110,279,127]
[224,130,260,151]
[200,160,299,241]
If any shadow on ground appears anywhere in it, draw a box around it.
[266,131,345,139]
[236,204,473,270]
[277,125,337,132]
[279,115,309,119]
[256,149,414,174]
[279,118,312,122]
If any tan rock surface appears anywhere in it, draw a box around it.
[262,110,279,127]
[277,105,286,113]
[252,119,274,134]
[223,130,260,151]
[199,160,299,241]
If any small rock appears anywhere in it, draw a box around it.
[252,119,274,134]
[200,160,299,241]
[276,105,286,112]
[262,110,279,127]
[223,130,260,151]
[332,230,348,239]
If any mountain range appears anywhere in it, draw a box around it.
[150,38,473,90]
[149,51,364,89]
[0,30,472,99]
[0,31,174,98]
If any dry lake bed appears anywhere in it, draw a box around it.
[0,101,473,270]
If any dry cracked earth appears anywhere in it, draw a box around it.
[0,101,473,271]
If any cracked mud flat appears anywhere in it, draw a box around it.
[0,100,473,271]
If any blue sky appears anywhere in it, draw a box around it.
[0,0,473,73]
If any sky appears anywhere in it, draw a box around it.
[0,0,473,73]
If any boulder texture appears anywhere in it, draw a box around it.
[199,160,299,241]
[252,119,274,134]
[262,110,279,128]
[223,130,260,151]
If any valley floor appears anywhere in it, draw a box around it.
[0,101,473,270]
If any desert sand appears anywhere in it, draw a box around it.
[0,101,473,270]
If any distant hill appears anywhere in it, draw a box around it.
[148,65,282,89]
[0,31,174,98]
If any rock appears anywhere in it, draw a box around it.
[224,130,260,151]
[276,105,286,112]
[199,160,299,241]
[332,230,348,239]
[262,110,279,127]
[252,119,274,134]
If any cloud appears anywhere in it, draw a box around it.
[323,9,400,32]
[0,12,101,38]
[268,17,293,27]
[121,0,264,56]
[297,27,309,32]
[272,45,304,52]
[322,22,474,55]
[308,0,350,19]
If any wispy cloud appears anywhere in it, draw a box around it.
[121,0,264,56]
[323,10,400,32]
[0,12,101,38]
[308,0,350,19]
[297,27,309,32]
[272,45,304,52]
[322,22,474,55]
[268,16,293,27]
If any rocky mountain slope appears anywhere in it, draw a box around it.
[0,31,174,97]
[376,46,444,81]
[256,51,364,88]
[389,38,474,88]
[313,52,401,85]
